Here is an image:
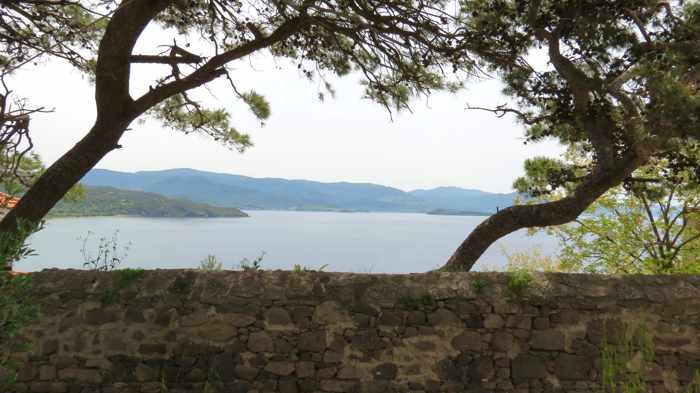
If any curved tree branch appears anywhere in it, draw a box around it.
[131,16,309,117]
[0,0,173,240]
[441,150,647,271]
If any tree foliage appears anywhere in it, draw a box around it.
[553,186,700,274]
[1,0,699,273]
[0,0,469,249]
[444,0,700,271]
[540,150,700,274]
[0,0,101,195]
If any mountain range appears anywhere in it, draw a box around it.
[82,168,518,214]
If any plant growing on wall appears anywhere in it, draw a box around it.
[80,230,132,272]
[100,268,145,304]
[0,271,40,389]
[0,211,42,388]
[199,255,223,271]
[600,320,700,393]
[238,252,265,272]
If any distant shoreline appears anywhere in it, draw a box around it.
[47,212,250,219]
[425,208,492,217]
[46,208,494,219]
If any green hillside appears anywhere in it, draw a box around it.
[50,186,248,218]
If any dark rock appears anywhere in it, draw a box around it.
[378,311,404,326]
[317,366,338,379]
[210,353,238,381]
[511,355,547,383]
[323,351,343,363]
[428,309,462,326]
[265,361,296,376]
[125,307,146,323]
[225,381,252,393]
[84,308,121,325]
[28,382,67,393]
[350,330,385,352]
[530,329,566,351]
[139,344,167,355]
[372,363,398,380]
[413,340,436,351]
[234,365,259,381]
[554,354,591,380]
[275,337,295,354]
[483,314,505,329]
[405,311,427,325]
[134,364,157,382]
[248,331,274,352]
[320,379,358,392]
[295,361,315,378]
[265,307,293,326]
[222,312,256,327]
[586,318,624,345]
[279,378,298,393]
[41,340,59,356]
[298,331,327,352]
[490,332,514,353]
[451,331,482,351]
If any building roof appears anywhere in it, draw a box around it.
[0,192,19,209]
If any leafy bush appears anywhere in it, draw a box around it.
[502,246,571,273]
[506,269,533,299]
[0,219,42,270]
[470,275,487,295]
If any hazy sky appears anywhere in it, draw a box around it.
[12,26,562,193]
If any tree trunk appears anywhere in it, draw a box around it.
[0,119,127,268]
[0,0,172,269]
[441,153,646,271]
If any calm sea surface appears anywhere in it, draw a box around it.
[20,210,557,273]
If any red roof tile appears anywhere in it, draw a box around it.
[0,192,19,209]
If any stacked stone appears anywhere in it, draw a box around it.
[9,269,700,393]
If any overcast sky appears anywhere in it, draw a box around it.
[11,26,562,194]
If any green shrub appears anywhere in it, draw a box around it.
[470,275,487,295]
[0,219,42,270]
[506,269,533,299]
[502,245,571,273]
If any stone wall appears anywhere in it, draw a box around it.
[8,269,700,393]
